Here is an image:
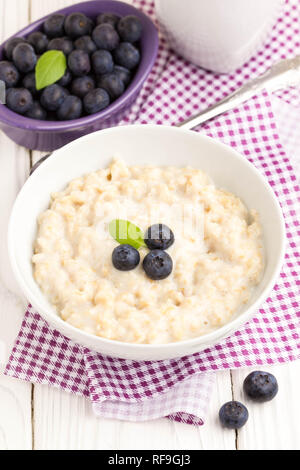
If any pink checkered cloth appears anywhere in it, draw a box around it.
[4,0,300,426]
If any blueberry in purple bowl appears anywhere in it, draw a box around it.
[0,1,158,151]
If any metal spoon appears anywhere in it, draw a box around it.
[31,55,300,175]
[178,55,300,130]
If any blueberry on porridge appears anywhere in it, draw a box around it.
[143,250,173,281]
[145,224,175,251]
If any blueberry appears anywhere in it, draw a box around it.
[145,224,175,251]
[97,73,124,100]
[114,65,131,87]
[65,13,90,39]
[96,13,120,28]
[0,61,20,88]
[68,50,91,77]
[57,95,82,120]
[46,111,57,121]
[83,88,110,114]
[12,43,37,73]
[112,244,140,271]
[47,37,74,56]
[114,42,140,70]
[6,88,33,115]
[4,37,27,60]
[117,15,142,43]
[22,72,38,95]
[71,76,95,98]
[143,250,173,281]
[243,371,278,403]
[92,50,114,75]
[43,14,65,38]
[87,18,95,35]
[57,68,72,87]
[27,32,48,54]
[26,101,47,120]
[40,84,68,111]
[92,24,120,51]
[219,401,249,429]
[74,35,97,55]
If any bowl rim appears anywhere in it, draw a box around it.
[0,0,159,132]
[8,124,287,354]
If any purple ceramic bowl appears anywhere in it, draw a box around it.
[0,1,158,151]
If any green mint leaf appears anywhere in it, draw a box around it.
[109,220,146,250]
[35,51,67,90]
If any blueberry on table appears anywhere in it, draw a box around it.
[143,250,173,281]
[114,42,140,70]
[145,224,175,251]
[0,61,20,88]
[27,31,49,54]
[92,24,120,51]
[40,84,68,111]
[68,50,91,77]
[92,50,114,75]
[26,101,47,120]
[12,43,37,73]
[117,15,143,43]
[58,68,72,87]
[65,12,91,39]
[219,401,249,429]
[57,95,82,120]
[4,37,27,60]
[46,111,57,121]
[43,14,65,38]
[114,65,131,87]
[71,76,95,98]
[243,371,278,402]
[22,72,38,95]
[97,12,120,28]
[83,88,110,114]
[74,35,97,55]
[6,88,33,115]
[97,73,124,100]
[47,37,74,56]
[112,244,140,271]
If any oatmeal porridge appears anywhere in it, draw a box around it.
[32,158,263,344]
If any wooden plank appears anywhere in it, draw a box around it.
[0,0,32,450]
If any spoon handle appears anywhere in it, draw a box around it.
[177,55,300,130]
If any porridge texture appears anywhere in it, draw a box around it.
[32,159,263,344]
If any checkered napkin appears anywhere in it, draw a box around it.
[4,0,300,426]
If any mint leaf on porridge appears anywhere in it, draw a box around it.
[109,220,146,250]
[35,50,67,90]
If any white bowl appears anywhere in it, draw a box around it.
[8,125,285,360]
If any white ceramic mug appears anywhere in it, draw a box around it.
[155,0,284,73]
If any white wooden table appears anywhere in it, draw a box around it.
[0,0,299,451]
